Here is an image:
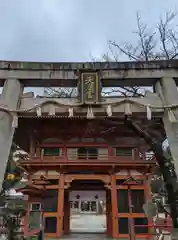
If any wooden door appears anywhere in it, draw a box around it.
[117,186,149,239]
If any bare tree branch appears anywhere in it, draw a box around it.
[158,11,177,60]
[45,10,178,99]
[109,40,140,61]
[109,10,178,62]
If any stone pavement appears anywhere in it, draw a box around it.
[60,234,112,239]
[59,234,169,240]
[70,214,106,233]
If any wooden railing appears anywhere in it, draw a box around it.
[27,152,156,163]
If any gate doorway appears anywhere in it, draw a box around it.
[63,175,112,237]
[69,190,106,233]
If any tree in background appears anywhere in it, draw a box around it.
[0,144,27,239]
[108,11,178,61]
[102,11,178,97]
[45,11,178,98]
[106,10,178,237]
[97,11,178,237]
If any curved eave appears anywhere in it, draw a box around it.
[16,184,45,195]
[18,160,156,173]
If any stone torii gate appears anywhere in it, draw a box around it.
[0,59,178,194]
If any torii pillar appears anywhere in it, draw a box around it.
[155,77,178,239]
[156,77,178,176]
[0,79,23,191]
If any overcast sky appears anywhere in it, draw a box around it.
[0,0,177,62]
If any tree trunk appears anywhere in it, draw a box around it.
[125,118,178,231]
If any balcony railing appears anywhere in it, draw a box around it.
[24,152,156,163]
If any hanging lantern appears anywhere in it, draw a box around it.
[7,173,16,180]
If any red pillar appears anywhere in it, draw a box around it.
[106,189,112,236]
[63,191,70,234]
[111,175,118,238]
[56,174,65,238]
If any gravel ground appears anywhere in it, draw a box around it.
[70,214,106,233]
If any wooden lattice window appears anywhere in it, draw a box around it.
[118,218,129,234]
[131,190,145,213]
[41,147,61,156]
[114,147,133,156]
[44,217,57,233]
[117,189,129,213]
[117,189,145,213]
[117,187,148,237]
[42,190,58,212]
[134,218,148,234]
[77,147,98,159]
